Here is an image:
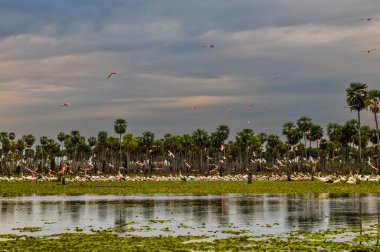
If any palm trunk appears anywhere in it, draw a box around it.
[357,110,362,175]
[374,112,380,166]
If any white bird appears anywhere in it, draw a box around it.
[167,150,175,158]
[276,159,286,168]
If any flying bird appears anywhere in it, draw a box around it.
[271,74,280,79]
[360,17,373,21]
[246,104,253,111]
[60,102,71,107]
[192,106,198,111]
[361,48,376,53]
[202,44,216,48]
[107,72,119,79]
[225,108,232,113]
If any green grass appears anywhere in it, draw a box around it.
[0,180,380,196]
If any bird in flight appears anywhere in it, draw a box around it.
[361,48,376,53]
[225,108,232,113]
[60,102,71,107]
[192,106,198,111]
[360,17,373,21]
[202,44,216,48]
[271,74,280,79]
[107,72,119,79]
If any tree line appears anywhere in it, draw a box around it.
[0,82,378,176]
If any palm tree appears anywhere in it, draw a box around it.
[368,90,380,162]
[57,132,66,166]
[236,129,254,178]
[114,119,127,168]
[346,82,368,172]
[141,131,155,174]
[39,136,48,172]
[192,129,209,173]
[282,122,302,146]
[306,124,324,148]
[22,134,35,168]
[123,133,138,173]
[296,116,313,146]
[97,131,108,172]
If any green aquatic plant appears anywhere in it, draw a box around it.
[12,227,42,233]
[1,225,380,251]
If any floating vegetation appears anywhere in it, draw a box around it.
[221,230,250,235]
[1,225,380,251]
[148,219,170,223]
[12,227,42,233]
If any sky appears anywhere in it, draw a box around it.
[1,0,380,141]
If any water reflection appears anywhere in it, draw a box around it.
[0,194,379,237]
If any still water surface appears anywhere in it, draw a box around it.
[0,194,379,237]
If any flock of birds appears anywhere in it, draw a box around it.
[0,171,379,183]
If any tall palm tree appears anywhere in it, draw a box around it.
[57,132,66,166]
[296,116,313,146]
[236,129,254,176]
[123,133,138,172]
[192,129,209,173]
[306,124,324,148]
[346,82,368,173]
[39,136,48,172]
[97,131,108,172]
[282,122,302,146]
[114,119,127,168]
[22,134,35,168]
[368,90,380,162]
[141,131,155,174]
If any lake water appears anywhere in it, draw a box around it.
[0,194,379,237]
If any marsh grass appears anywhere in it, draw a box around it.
[0,181,380,196]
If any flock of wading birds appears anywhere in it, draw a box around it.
[5,17,378,184]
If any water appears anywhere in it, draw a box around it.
[0,194,379,237]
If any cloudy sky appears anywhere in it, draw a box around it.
[1,0,380,141]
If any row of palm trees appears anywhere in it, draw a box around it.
[0,83,378,176]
